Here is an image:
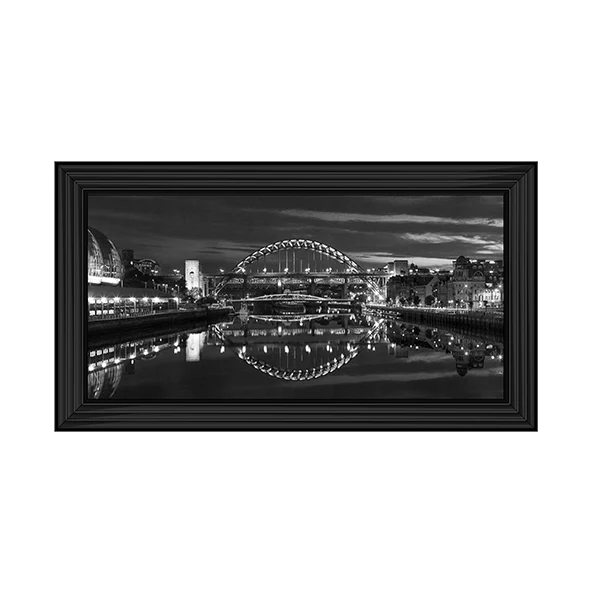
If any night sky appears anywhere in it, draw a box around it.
[88,193,503,274]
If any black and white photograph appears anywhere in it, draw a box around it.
[87,192,505,402]
[6,2,594,596]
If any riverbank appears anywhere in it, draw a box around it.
[365,306,503,337]
[88,307,233,348]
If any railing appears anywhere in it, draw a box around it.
[88,306,184,322]
[87,294,187,320]
[369,304,504,317]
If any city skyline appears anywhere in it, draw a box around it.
[88,193,503,273]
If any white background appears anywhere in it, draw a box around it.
[1,2,595,596]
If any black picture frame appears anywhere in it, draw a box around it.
[56,162,537,431]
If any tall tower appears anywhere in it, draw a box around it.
[185,259,204,294]
[122,249,135,268]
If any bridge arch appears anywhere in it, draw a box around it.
[238,349,359,382]
[210,319,384,382]
[212,238,384,299]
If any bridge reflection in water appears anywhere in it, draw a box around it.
[211,314,384,382]
[87,313,504,400]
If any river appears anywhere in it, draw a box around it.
[87,313,504,401]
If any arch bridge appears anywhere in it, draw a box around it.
[208,239,388,301]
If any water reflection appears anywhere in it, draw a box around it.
[212,316,385,382]
[385,321,503,377]
[185,332,205,362]
[87,314,504,400]
[87,365,123,400]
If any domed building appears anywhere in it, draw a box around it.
[88,227,124,285]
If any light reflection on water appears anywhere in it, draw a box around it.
[87,314,504,401]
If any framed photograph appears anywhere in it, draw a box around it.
[56,162,537,431]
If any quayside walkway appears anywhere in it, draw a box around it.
[365,305,503,337]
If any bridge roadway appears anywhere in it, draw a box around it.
[205,271,391,299]
[247,293,343,302]
[234,294,354,305]
[204,271,392,281]
[214,327,376,345]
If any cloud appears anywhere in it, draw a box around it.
[400,233,491,245]
[399,257,455,268]
[279,209,503,228]
[89,193,504,271]
[476,244,504,254]
[346,251,455,268]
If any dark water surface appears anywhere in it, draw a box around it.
[87,314,504,401]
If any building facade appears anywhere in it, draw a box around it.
[447,256,504,308]
[385,259,410,276]
[120,249,162,276]
[475,285,503,309]
[135,258,160,276]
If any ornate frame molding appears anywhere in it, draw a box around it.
[56,162,537,430]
